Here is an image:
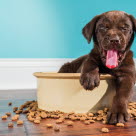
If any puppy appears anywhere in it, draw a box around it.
[58,11,136,124]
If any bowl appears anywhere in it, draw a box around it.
[34,72,116,113]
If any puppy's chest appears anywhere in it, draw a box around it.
[99,64,112,74]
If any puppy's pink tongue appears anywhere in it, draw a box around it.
[106,50,118,69]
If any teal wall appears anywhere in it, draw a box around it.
[0,0,136,58]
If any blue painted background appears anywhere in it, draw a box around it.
[0,0,136,58]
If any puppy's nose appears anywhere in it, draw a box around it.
[110,36,120,45]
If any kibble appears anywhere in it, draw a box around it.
[28,117,34,122]
[15,110,22,114]
[46,124,53,128]
[15,114,20,118]
[84,120,90,125]
[1,115,8,120]
[40,112,47,118]
[96,117,103,121]
[102,120,107,124]
[13,107,18,112]
[54,126,60,131]
[88,113,94,117]
[97,110,103,115]
[35,116,41,120]
[66,121,74,126]
[92,117,97,120]
[22,110,29,113]
[8,122,14,127]
[34,119,40,124]
[116,123,124,127]
[101,128,109,133]
[80,117,86,121]
[89,120,95,123]
[17,120,24,125]
[6,112,11,116]
[11,115,19,121]
[56,119,63,124]
[8,102,12,106]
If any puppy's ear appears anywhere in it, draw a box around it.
[129,15,136,32]
[82,15,101,43]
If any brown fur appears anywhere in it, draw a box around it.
[58,11,136,124]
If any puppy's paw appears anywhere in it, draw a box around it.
[80,72,100,90]
[107,111,129,124]
[107,101,129,124]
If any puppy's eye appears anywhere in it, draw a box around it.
[120,27,128,31]
[99,26,109,31]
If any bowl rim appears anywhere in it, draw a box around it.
[33,72,114,80]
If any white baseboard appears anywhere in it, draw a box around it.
[0,58,135,90]
[0,59,74,90]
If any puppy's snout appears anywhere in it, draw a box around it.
[110,36,120,45]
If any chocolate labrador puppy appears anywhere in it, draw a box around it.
[58,11,136,124]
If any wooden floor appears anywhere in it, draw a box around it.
[0,89,136,136]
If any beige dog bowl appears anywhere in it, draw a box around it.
[34,72,116,113]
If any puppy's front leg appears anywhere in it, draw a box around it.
[80,57,100,90]
[107,74,135,124]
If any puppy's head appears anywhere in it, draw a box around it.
[82,11,136,68]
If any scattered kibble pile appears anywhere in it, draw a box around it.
[1,100,136,133]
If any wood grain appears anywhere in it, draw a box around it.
[0,89,136,136]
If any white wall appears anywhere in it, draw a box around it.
[0,59,74,89]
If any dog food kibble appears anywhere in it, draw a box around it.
[13,107,18,112]
[92,117,97,120]
[17,120,24,125]
[84,120,90,125]
[80,117,86,121]
[116,123,124,127]
[54,126,60,131]
[6,112,11,116]
[101,128,109,133]
[11,115,19,121]
[8,122,14,127]
[11,117,18,121]
[89,120,95,123]
[102,120,107,124]
[1,115,8,120]
[28,117,34,122]
[96,117,103,121]
[29,112,35,117]
[98,110,103,114]
[40,112,47,118]
[58,117,64,122]
[8,102,12,106]
[46,124,53,128]
[34,119,40,124]
[70,116,77,121]
[104,108,108,112]
[35,116,41,120]
[66,121,74,126]
[15,110,22,114]
[88,113,94,117]
[22,110,29,113]
[15,114,20,118]
[56,119,63,124]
